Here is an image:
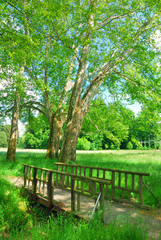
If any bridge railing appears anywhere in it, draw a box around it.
[23,163,150,220]
[55,162,150,207]
[23,164,111,220]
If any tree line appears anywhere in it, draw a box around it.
[1,98,161,150]
[0,0,161,162]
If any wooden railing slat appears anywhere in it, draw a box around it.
[23,163,150,211]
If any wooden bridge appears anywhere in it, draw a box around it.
[23,162,150,221]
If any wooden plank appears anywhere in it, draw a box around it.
[100,183,105,222]
[67,175,69,187]
[43,171,45,195]
[54,163,150,176]
[89,168,92,178]
[93,182,96,194]
[56,172,58,188]
[47,171,53,210]
[33,167,37,202]
[40,170,43,194]
[111,171,115,198]
[90,181,94,197]
[139,175,143,205]
[84,168,86,176]
[81,180,84,193]
[24,165,27,188]
[71,176,75,211]
[79,167,82,175]
[45,171,48,196]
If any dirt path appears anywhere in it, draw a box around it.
[7,175,161,240]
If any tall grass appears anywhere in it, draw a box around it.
[0,150,161,207]
[0,179,148,240]
[0,150,160,239]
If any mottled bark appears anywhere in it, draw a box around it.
[6,90,20,161]
[59,106,85,163]
[45,114,64,159]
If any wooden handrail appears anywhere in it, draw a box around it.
[23,164,111,185]
[23,163,150,215]
[55,162,150,176]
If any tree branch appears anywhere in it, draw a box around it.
[21,104,46,116]
[6,1,23,14]
[87,113,101,132]
[96,10,136,30]
[133,14,158,40]
[22,100,45,109]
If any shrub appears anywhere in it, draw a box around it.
[0,131,7,147]
[77,137,91,150]
[126,141,133,150]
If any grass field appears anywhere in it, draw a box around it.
[0,149,160,239]
[0,149,161,207]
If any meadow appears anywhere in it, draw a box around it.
[0,149,160,207]
[0,149,160,239]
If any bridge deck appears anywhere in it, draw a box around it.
[8,175,161,239]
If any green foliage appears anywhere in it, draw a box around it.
[135,106,161,142]
[81,98,135,150]
[21,114,49,149]
[0,178,28,235]
[126,141,133,150]
[0,124,10,147]
[0,131,7,147]
[77,137,91,150]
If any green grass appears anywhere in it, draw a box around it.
[1,149,161,239]
[0,178,148,240]
[77,150,161,207]
[0,150,161,207]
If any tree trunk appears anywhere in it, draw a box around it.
[59,81,103,163]
[6,90,20,161]
[45,114,63,159]
[59,106,85,163]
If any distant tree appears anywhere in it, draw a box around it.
[0,131,7,147]
[135,106,161,142]
[80,98,134,149]
[22,113,49,149]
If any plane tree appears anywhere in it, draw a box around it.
[1,0,161,163]
[57,0,161,162]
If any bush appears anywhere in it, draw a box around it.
[77,137,91,150]
[0,131,7,147]
[126,141,133,150]
[110,144,119,150]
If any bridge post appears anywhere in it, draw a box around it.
[100,183,105,223]
[111,171,115,199]
[47,171,53,210]
[33,167,37,202]
[24,165,28,188]
[139,175,143,206]
[71,176,75,211]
